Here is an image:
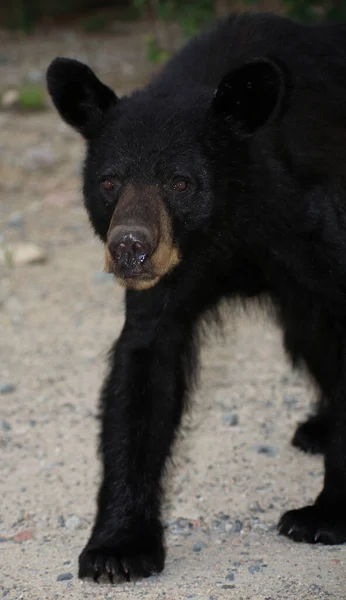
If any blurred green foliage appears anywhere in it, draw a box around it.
[1,1,345,33]
[283,0,346,21]
[17,83,47,110]
[134,0,214,36]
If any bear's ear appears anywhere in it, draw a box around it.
[212,58,287,134]
[46,58,117,138]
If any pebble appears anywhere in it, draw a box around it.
[7,211,24,228]
[0,243,47,266]
[222,413,239,426]
[13,529,33,542]
[249,501,265,514]
[1,89,19,108]
[0,384,16,395]
[232,520,243,533]
[283,394,299,407]
[252,444,277,457]
[218,512,231,521]
[221,585,235,589]
[165,517,193,536]
[248,564,266,574]
[226,572,235,581]
[65,514,82,530]
[58,515,65,528]
[0,420,11,431]
[57,572,73,582]
[192,542,205,552]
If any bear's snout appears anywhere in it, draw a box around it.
[104,184,180,290]
[108,226,155,278]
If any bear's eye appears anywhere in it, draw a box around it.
[102,179,114,192]
[172,180,188,192]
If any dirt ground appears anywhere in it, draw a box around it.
[0,20,345,600]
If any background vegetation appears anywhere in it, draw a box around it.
[1,1,345,36]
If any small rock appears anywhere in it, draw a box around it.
[248,564,265,574]
[13,529,33,542]
[249,501,264,514]
[165,517,193,536]
[283,394,298,407]
[0,384,16,395]
[252,444,277,457]
[2,89,19,108]
[221,585,235,589]
[58,515,65,528]
[218,512,231,521]
[232,520,243,533]
[226,572,235,581]
[57,572,73,582]
[65,515,81,530]
[222,413,239,426]
[1,243,47,266]
[0,420,11,431]
[192,542,205,552]
[7,211,24,228]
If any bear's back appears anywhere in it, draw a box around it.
[149,13,346,180]
[155,12,346,92]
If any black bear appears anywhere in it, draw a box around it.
[47,11,346,583]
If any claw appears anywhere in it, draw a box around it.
[314,533,321,542]
[122,564,130,582]
[93,571,100,584]
[105,559,113,581]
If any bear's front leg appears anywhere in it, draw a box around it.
[279,377,346,544]
[78,280,206,583]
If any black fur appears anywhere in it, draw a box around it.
[47,12,346,583]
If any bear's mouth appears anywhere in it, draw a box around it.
[105,253,160,290]
[116,272,161,291]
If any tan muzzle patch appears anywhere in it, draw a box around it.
[105,184,180,290]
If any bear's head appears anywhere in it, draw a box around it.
[47,57,287,290]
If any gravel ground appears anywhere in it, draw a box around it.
[1,22,345,600]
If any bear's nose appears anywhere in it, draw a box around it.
[108,227,153,275]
